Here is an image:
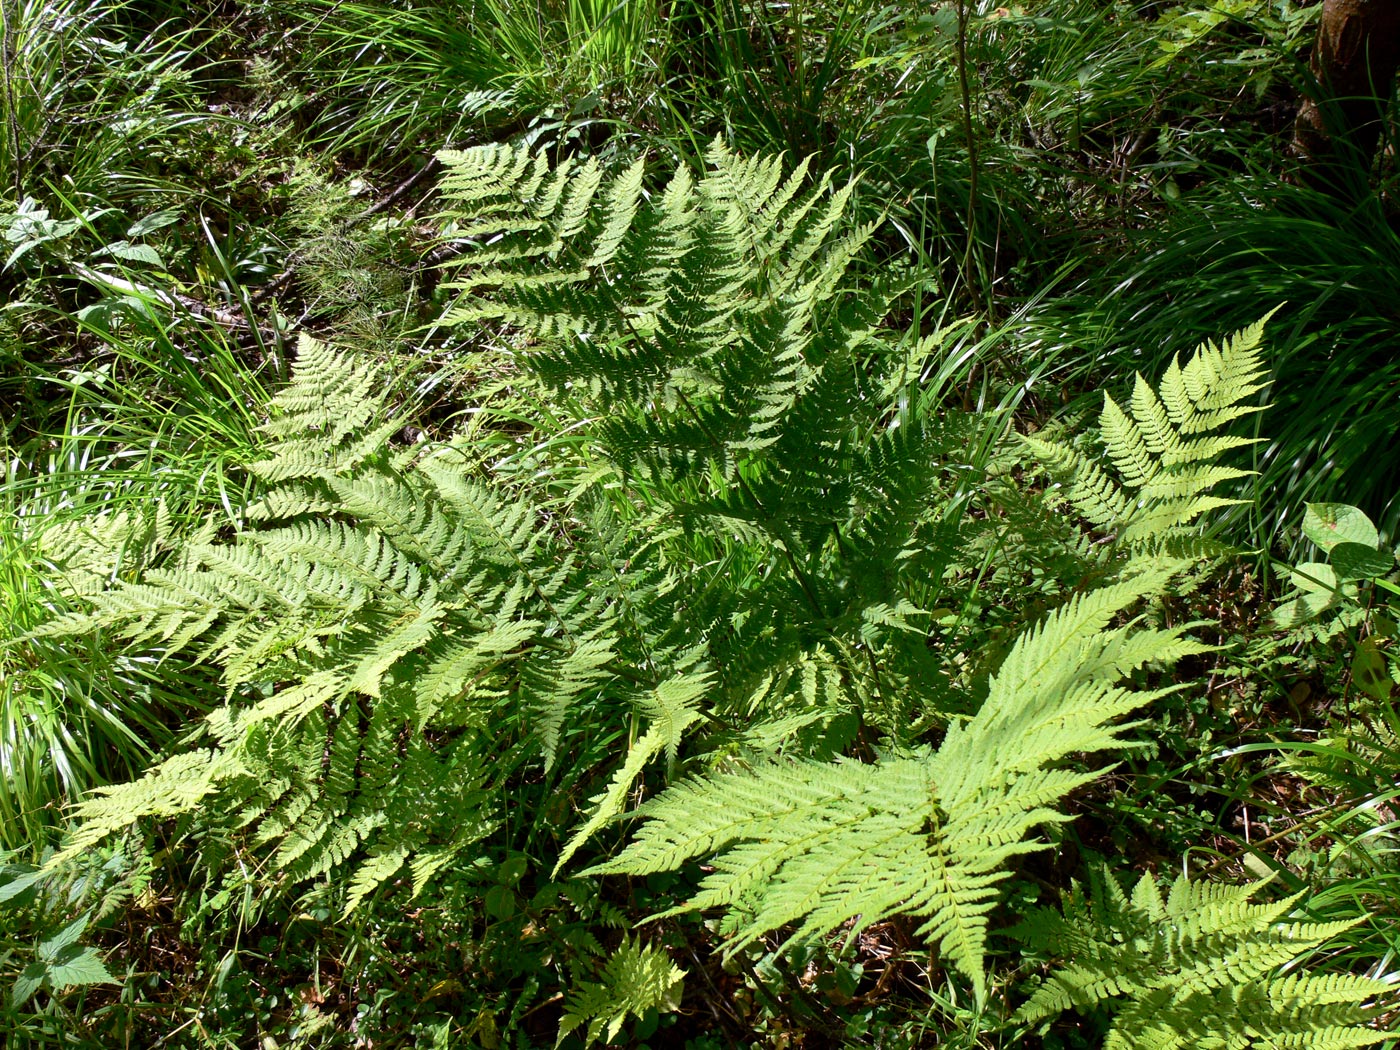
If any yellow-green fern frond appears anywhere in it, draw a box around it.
[557,939,685,1047]
[1026,319,1270,549]
[590,569,1209,1004]
[38,338,622,909]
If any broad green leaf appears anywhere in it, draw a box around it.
[1289,562,1339,596]
[38,914,90,959]
[98,240,165,267]
[126,208,181,237]
[1303,503,1379,553]
[0,865,43,906]
[45,945,116,991]
[483,884,516,920]
[12,962,47,1007]
[1351,639,1394,703]
[1272,563,1348,627]
[1331,542,1395,582]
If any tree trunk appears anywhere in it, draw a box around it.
[1293,0,1400,184]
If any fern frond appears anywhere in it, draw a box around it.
[54,751,235,865]
[1025,320,1270,552]
[557,939,685,1047]
[591,569,1203,1003]
[1014,869,1394,1049]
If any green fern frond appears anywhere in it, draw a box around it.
[554,670,710,874]
[39,335,617,906]
[53,751,235,866]
[590,569,1207,1003]
[251,333,389,482]
[1014,869,1394,1048]
[557,939,685,1047]
[1026,320,1270,551]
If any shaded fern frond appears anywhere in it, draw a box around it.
[437,137,877,479]
[436,140,996,743]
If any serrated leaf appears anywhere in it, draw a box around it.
[45,945,116,991]
[126,208,181,237]
[12,962,47,1007]
[95,240,165,267]
[0,865,43,906]
[38,915,90,959]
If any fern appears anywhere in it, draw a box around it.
[37,334,637,904]
[557,939,685,1047]
[1013,868,1394,1049]
[436,139,995,748]
[35,137,1318,1046]
[589,569,1209,1003]
[586,326,1270,1002]
[1023,317,1270,550]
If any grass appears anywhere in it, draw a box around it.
[0,280,274,850]
[276,0,669,163]
[0,0,219,202]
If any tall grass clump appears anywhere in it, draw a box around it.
[0,300,274,851]
[0,0,214,201]
[280,0,668,162]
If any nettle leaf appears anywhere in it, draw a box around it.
[37,914,91,959]
[12,963,48,1008]
[43,946,116,994]
[11,913,116,1007]
[94,239,164,267]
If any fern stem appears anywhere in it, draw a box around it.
[732,950,836,1034]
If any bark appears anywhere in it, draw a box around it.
[1293,0,1400,180]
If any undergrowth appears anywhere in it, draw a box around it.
[2,1,1398,1046]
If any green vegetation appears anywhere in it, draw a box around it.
[1,0,1398,1046]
